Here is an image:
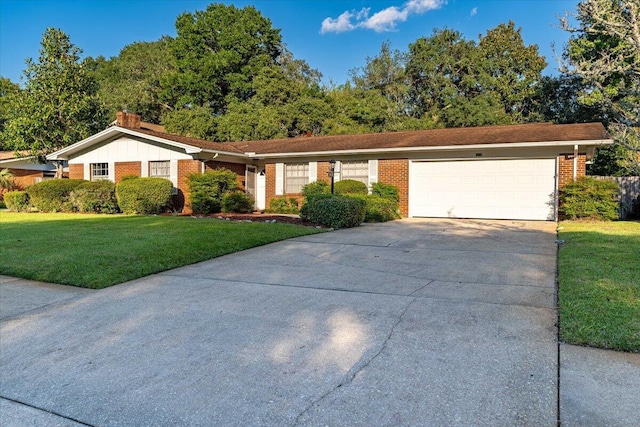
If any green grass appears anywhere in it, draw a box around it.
[558,221,640,352]
[0,212,323,289]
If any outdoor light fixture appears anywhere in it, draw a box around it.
[328,159,336,194]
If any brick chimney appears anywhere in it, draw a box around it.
[116,111,141,129]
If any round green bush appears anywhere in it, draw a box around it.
[267,197,299,214]
[4,190,30,212]
[27,179,86,212]
[301,180,330,198]
[301,195,366,229]
[334,179,368,195]
[187,169,238,214]
[559,177,619,220]
[348,194,400,222]
[116,177,173,215]
[70,181,119,214]
[222,191,254,213]
[372,182,400,203]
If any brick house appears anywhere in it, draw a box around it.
[0,151,65,188]
[47,112,612,221]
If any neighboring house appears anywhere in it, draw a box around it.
[47,112,613,221]
[0,151,66,188]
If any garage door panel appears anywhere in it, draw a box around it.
[409,159,556,221]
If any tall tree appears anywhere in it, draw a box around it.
[161,3,282,115]
[1,28,107,161]
[89,38,174,124]
[478,21,547,122]
[406,29,511,127]
[0,77,21,150]
[560,0,639,173]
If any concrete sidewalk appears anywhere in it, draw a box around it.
[1,219,638,426]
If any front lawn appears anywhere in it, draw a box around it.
[0,212,323,289]
[558,221,640,352]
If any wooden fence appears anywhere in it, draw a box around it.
[595,176,640,219]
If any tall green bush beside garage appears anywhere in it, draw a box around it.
[116,177,173,214]
[27,179,85,212]
[559,176,619,220]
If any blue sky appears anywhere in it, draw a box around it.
[1,0,579,86]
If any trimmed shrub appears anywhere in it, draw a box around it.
[301,180,330,198]
[348,194,400,222]
[4,191,30,212]
[27,179,86,212]
[222,191,254,213]
[300,195,366,229]
[187,169,238,214]
[70,181,119,214]
[116,177,173,214]
[559,177,619,220]
[267,197,299,214]
[334,179,368,195]
[372,182,400,203]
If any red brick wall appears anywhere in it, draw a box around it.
[205,160,246,190]
[7,169,43,188]
[558,153,586,188]
[378,159,409,217]
[68,164,84,180]
[265,163,276,210]
[177,159,202,213]
[316,161,331,184]
[115,161,141,183]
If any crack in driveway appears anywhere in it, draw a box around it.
[291,297,417,426]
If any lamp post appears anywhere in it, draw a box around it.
[328,159,336,194]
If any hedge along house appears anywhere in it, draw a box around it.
[47,112,612,221]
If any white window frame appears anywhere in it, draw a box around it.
[285,162,309,194]
[341,161,369,185]
[149,160,170,179]
[91,163,109,181]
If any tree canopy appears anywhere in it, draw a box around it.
[1,28,107,161]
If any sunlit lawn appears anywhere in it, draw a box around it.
[0,212,323,289]
[558,221,640,352]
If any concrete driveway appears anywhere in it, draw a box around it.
[1,219,561,426]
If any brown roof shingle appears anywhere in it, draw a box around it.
[227,122,609,155]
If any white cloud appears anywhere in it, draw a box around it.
[320,11,356,34]
[470,7,478,17]
[320,0,446,34]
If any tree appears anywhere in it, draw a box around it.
[478,21,547,122]
[89,38,174,123]
[161,3,282,116]
[1,28,107,162]
[0,77,21,150]
[406,29,512,127]
[560,0,640,174]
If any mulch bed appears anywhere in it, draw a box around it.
[183,212,315,226]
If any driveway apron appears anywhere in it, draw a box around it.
[0,219,558,426]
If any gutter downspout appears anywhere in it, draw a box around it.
[573,144,578,181]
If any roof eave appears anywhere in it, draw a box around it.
[252,138,614,159]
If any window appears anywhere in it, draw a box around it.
[285,163,308,193]
[341,161,369,185]
[91,163,109,181]
[150,161,170,178]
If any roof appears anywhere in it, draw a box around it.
[47,121,612,161]
[227,122,610,155]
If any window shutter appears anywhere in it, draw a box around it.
[369,160,378,185]
[308,161,318,183]
[141,161,149,177]
[170,160,178,188]
[275,163,284,195]
[83,163,90,180]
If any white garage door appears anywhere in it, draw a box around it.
[409,159,557,220]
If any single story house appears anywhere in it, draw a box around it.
[47,112,612,221]
[0,151,66,188]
